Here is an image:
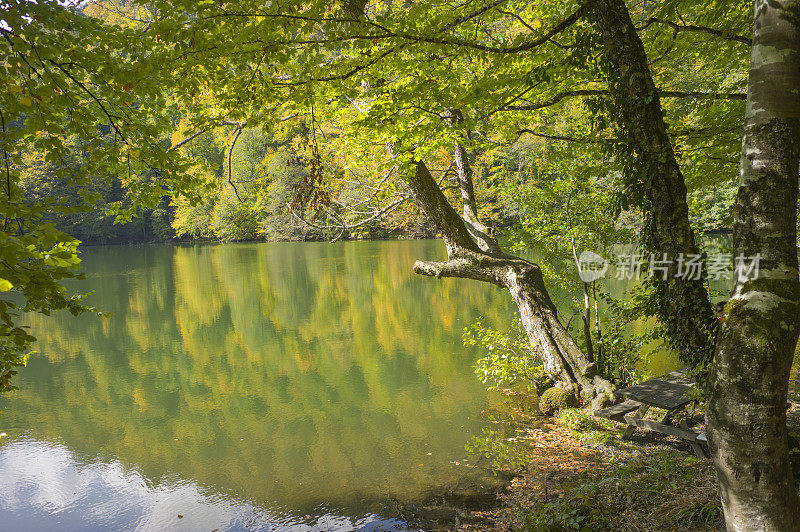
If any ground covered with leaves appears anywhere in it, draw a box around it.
[454,391,800,532]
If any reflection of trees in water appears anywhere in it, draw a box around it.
[10,241,514,512]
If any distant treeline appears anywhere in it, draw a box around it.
[20,118,735,246]
[19,122,446,245]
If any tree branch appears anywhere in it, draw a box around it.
[169,115,297,152]
[660,90,746,100]
[405,160,480,255]
[438,0,508,33]
[516,129,608,143]
[169,128,209,151]
[641,17,752,45]
[504,88,745,111]
[227,124,244,202]
[413,257,503,285]
[505,89,606,110]
[404,1,592,54]
[208,1,592,55]
[287,195,408,236]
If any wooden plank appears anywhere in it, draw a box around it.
[662,368,694,387]
[679,419,708,458]
[617,379,694,410]
[622,404,650,438]
[594,400,643,422]
[623,415,703,442]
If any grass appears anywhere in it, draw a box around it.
[463,360,800,531]
[464,405,724,531]
[515,447,723,531]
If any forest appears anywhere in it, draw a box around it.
[1,0,799,530]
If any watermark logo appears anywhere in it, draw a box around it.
[574,252,761,282]
[576,251,609,283]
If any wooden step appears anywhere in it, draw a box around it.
[594,400,643,422]
[622,415,704,442]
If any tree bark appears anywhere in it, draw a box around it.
[406,160,614,404]
[444,108,501,253]
[454,142,502,253]
[591,0,716,365]
[581,281,594,363]
[706,1,800,529]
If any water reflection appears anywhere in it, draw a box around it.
[0,240,515,528]
[0,438,410,531]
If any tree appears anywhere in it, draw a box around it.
[0,0,203,392]
[706,0,800,528]
[591,0,718,367]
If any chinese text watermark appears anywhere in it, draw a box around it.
[576,252,761,283]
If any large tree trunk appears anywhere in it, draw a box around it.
[706,1,800,529]
[591,0,716,365]
[406,160,614,405]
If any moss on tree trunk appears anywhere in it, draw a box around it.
[706,1,800,529]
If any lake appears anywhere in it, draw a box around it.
[0,238,758,530]
[0,240,520,531]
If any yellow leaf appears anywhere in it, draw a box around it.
[19,96,33,106]
[8,84,22,94]
[0,278,13,291]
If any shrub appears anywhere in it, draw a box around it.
[558,408,600,433]
[539,387,578,415]
[466,318,553,393]
[520,498,600,531]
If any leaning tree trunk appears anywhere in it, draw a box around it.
[591,0,716,365]
[406,159,614,405]
[445,108,501,253]
[706,1,800,529]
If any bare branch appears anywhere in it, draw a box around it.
[504,88,745,111]
[413,257,503,285]
[287,195,409,235]
[516,129,608,143]
[169,128,209,151]
[660,90,746,100]
[228,125,245,202]
[169,114,297,152]
[641,17,752,45]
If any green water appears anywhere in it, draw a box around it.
[0,238,750,530]
[0,240,517,530]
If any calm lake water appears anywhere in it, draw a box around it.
[0,240,519,531]
[2,237,774,531]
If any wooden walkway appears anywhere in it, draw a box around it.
[595,369,707,458]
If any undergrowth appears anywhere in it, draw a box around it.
[557,408,614,446]
[517,450,722,531]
